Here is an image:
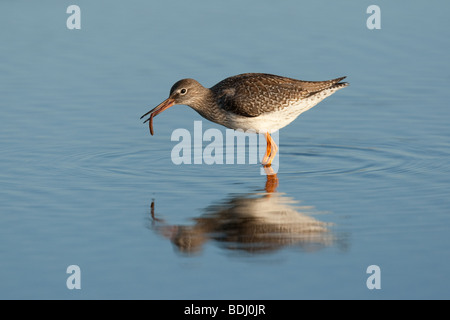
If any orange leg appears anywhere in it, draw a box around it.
[265,173,279,193]
[262,133,278,167]
[263,165,278,192]
[261,132,272,165]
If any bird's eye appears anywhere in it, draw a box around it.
[180,88,187,95]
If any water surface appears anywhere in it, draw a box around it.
[0,1,449,299]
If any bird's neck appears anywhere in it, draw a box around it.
[188,88,222,121]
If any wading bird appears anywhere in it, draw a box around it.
[141,73,348,167]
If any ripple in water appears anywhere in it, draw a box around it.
[281,138,450,178]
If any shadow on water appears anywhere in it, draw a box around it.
[147,167,347,256]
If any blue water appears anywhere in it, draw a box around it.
[1,0,449,299]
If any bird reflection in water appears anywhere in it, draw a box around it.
[149,167,341,255]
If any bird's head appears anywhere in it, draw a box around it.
[140,78,208,135]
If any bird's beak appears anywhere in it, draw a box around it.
[140,98,175,135]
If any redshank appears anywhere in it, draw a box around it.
[141,73,348,166]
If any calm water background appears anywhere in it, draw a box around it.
[1,0,449,299]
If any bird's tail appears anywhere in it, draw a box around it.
[300,76,348,93]
[331,76,349,90]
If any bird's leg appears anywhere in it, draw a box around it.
[265,173,279,193]
[263,165,278,192]
[261,132,272,166]
[263,133,278,167]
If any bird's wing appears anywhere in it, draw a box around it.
[212,73,346,117]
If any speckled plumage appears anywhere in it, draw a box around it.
[141,73,348,166]
[142,73,348,134]
[211,73,347,118]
